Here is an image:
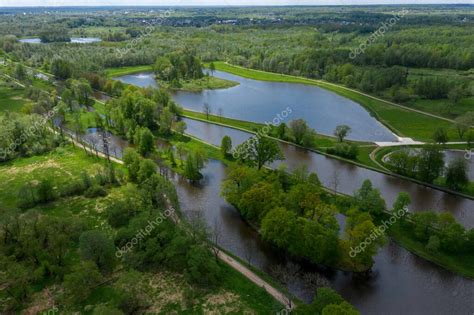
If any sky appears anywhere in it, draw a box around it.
[0,0,472,7]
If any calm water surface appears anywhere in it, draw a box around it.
[81,124,474,315]
[19,37,101,44]
[114,71,397,142]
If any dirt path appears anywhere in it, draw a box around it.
[59,131,293,310]
[216,250,293,309]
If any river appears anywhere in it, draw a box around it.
[77,121,474,315]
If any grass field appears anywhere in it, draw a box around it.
[105,65,154,77]
[211,62,462,142]
[0,82,30,112]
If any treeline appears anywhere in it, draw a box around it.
[387,144,471,191]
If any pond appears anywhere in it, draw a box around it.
[19,37,102,44]
[113,70,398,142]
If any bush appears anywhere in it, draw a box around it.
[327,143,359,160]
[84,185,108,198]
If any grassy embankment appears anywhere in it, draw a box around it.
[105,65,239,92]
[389,223,474,280]
[210,62,462,142]
[0,145,283,314]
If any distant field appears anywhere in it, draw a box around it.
[105,65,154,77]
[211,62,462,142]
[0,83,29,112]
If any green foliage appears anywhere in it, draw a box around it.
[63,261,104,304]
[235,136,284,169]
[353,179,386,215]
[445,157,468,190]
[220,135,232,156]
[79,230,117,273]
[334,125,351,142]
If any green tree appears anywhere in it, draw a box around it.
[137,127,155,156]
[454,112,474,140]
[123,148,141,182]
[115,270,152,314]
[417,145,444,183]
[261,207,297,249]
[184,149,207,181]
[433,127,449,145]
[353,180,386,215]
[236,137,284,169]
[137,159,157,184]
[63,261,103,304]
[289,119,309,144]
[79,230,116,273]
[445,157,468,190]
[220,135,232,157]
[334,125,351,142]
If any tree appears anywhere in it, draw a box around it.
[137,159,157,184]
[184,149,207,181]
[209,62,216,75]
[392,192,411,212]
[454,112,474,139]
[63,261,103,304]
[203,102,211,120]
[115,270,152,314]
[261,207,297,249]
[137,127,155,156]
[175,121,187,135]
[433,127,448,145]
[220,135,232,157]
[14,63,27,81]
[50,59,72,79]
[159,107,173,135]
[417,145,444,183]
[289,119,309,144]
[79,230,116,273]
[445,157,468,190]
[186,244,221,287]
[334,125,351,142]
[123,148,141,182]
[353,180,386,215]
[236,137,284,169]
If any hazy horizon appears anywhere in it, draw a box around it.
[1,0,472,8]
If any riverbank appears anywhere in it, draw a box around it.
[209,61,462,142]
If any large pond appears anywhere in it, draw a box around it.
[113,71,397,142]
[19,37,102,44]
[81,123,474,314]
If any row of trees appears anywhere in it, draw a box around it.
[154,51,204,87]
[388,145,469,190]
